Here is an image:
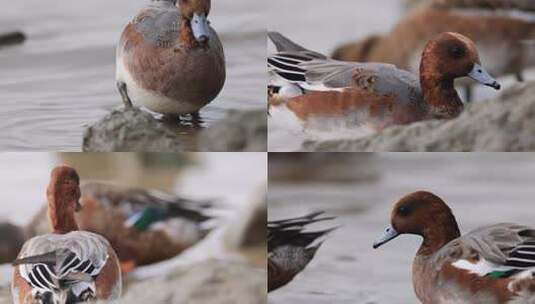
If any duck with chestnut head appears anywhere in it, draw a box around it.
[268,31,500,131]
[374,191,535,304]
[116,0,225,117]
[11,166,122,304]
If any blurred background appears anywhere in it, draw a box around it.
[0,152,267,303]
[267,0,535,151]
[0,0,265,151]
[269,153,535,303]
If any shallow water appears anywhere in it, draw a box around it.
[0,0,265,151]
[269,153,535,303]
[267,0,534,151]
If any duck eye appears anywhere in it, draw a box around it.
[449,45,465,58]
[398,206,411,216]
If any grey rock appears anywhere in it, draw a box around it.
[302,82,535,152]
[121,260,266,304]
[199,109,267,152]
[83,108,184,152]
[83,108,267,152]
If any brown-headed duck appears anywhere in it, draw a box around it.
[268,211,337,292]
[374,191,535,304]
[116,0,225,116]
[11,166,122,304]
[268,31,500,131]
[332,0,535,100]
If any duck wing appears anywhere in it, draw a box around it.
[132,1,182,48]
[14,231,110,299]
[268,212,337,251]
[268,33,422,103]
[445,223,535,278]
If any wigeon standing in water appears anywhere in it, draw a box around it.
[116,0,225,117]
[268,32,500,131]
[11,166,122,304]
[268,212,337,292]
[374,191,535,304]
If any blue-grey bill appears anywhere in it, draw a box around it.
[192,13,210,43]
[373,225,399,249]
[468,63,501,90]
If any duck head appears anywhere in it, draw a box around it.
[421,32,500,90]
[373,191,461,255]
[419,32,500,119]
[179,0,211,44]
[47,165,82,234]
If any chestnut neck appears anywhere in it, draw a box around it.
[416,212,460,256]
[419,55,463,119]
[47,186,79,234]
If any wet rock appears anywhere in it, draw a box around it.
[121,260,266,304]
[302,82,535,152]
[199,109,267,152]
[0,31,26,47]
[83,108,184,152]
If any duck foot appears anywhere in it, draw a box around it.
[117,81,134,109]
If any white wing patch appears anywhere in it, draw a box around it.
[451,258,512,276]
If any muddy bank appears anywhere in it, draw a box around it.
[302,82,535,152]
[83,108,266,152]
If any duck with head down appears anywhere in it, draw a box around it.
[374,191,535,304]
[11,166,122,304]
[116,0,225,116]
[268,32,500,131]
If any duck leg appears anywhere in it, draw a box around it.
[516,71,524,82]
[464,85,472,103]
[117,81,133,109]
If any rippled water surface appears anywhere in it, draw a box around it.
[269,154,535,303]
[0,0,265,151]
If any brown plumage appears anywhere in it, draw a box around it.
[374,191,535,303]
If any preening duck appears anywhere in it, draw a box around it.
[11,166,122,304]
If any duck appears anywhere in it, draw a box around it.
[116,0,225,116]
[268,211,336,292]
[373,191,535,304]
[332,0,535,101]
[268,31,500,131]
[25,182,219,271]
[11,166,122,304]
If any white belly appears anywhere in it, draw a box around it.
[116,57,202,115]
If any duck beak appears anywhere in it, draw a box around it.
[468,63,501,90]
[191,12,210,44]
[373,225,399,249]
